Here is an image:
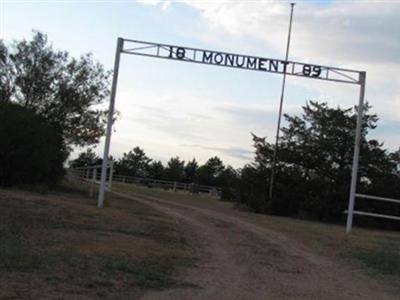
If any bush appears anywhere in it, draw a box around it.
[0,102,67,187]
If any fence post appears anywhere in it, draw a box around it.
[189,183,193,194]
[108,161,114,190]
[90,168,97,198]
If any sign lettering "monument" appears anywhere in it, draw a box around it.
[168,46,322,78]
[202,51,291,73]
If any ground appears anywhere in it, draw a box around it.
[0,186,194,299]
[1,181,399,299]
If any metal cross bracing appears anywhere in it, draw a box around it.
[121,39,362,85]
[97,37,375,234]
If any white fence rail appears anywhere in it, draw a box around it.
[345,192,400,228]
[66,163,114,199]
[111,174,220,196]
[67,164,221,198]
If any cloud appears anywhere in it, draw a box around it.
[107,88,265,166]
[181,143,253,161]
[184,0,400,65]
[136,0,171,10]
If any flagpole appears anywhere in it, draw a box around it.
[269,2,296,200]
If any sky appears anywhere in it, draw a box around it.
[1,0,399,168]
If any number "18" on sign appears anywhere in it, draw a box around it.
[169,46,186,60]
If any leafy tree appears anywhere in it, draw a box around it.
[0,102,67,186]
[0,31,111,148]
[115,147,152,177]
[184,158,198,183]
[165,157,185,182]
[69,148,102,168]
[240,101,400,223]
[390,149,400,176]
[0,41,14,103]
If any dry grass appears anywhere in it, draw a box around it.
[251,212,400,276]
[112,182,230,210]
[0,185,195,299]
[113,182,400,281]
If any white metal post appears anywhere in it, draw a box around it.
[346,71,366,233]
[108,160,114,190]
[98,37,123,208]
[90,168,97,198]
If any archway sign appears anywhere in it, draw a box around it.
[98,37,366,233]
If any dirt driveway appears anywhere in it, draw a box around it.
[111,190,398,300]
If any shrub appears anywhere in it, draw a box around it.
[0,102,67,187]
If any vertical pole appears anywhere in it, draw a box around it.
[269,3,296,200]
[346,71,366,233]
[90,168,96,198]
[108,160,114,190]
[98,37,124,208]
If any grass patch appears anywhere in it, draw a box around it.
[0,237,42,271]
[0,199,43,272]
[104,257,178,289]
[0,187,195,299]
[351,248,400,276]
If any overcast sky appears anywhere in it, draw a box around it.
[1,0,399,167]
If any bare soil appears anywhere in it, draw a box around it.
[110,189,400,300]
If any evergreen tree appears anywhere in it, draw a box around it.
[184,158,198,182]
[148,160,165,180]
[69,149,102,168]
[165,157,185,182]
[115,147,151,177]
[197,156,225,186]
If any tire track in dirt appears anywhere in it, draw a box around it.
[112,191,397,300]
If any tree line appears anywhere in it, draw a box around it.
[70,147,239,190]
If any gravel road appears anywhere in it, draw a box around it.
[112,191,397,300]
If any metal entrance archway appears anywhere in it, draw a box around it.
[98,37,366,233]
